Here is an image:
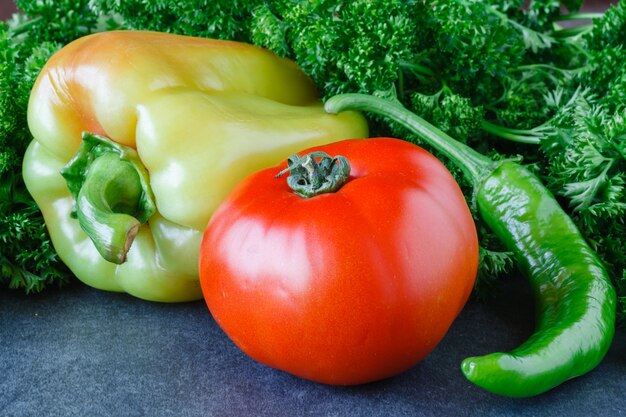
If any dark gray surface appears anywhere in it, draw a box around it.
[1,275,625,417]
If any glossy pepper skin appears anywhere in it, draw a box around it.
[324,94,616,397]
[23,31,368,302]
[462,161,616,397]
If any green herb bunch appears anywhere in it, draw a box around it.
[0,0,102,292]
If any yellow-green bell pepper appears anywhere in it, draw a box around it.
[23,30,368,302]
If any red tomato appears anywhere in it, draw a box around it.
[199,138,478,385]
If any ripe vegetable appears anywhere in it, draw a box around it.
[324,93,616,396]
[199,138,479,385]
[22,30,367,302]
[4,2,624,324]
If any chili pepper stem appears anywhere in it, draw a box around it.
[324,94,494,184]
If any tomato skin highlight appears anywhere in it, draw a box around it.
[199,138,478,385]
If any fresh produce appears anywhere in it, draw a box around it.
[4,2,624,322]
[0,0,621,400]
[0,1,99,292]
[242,0,624,324]
[325,94,616,396]
[199,138,479,385]
[23,30,367,301]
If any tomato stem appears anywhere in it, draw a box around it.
[276,151,350,198]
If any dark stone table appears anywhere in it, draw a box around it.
[2,274,625,417]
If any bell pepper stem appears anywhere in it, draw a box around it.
[276,151,350,198]
[76,154,142,264]
[61,132,156,264]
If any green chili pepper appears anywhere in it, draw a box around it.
[324,94,616,398]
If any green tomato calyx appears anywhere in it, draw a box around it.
[276,151,350,198]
